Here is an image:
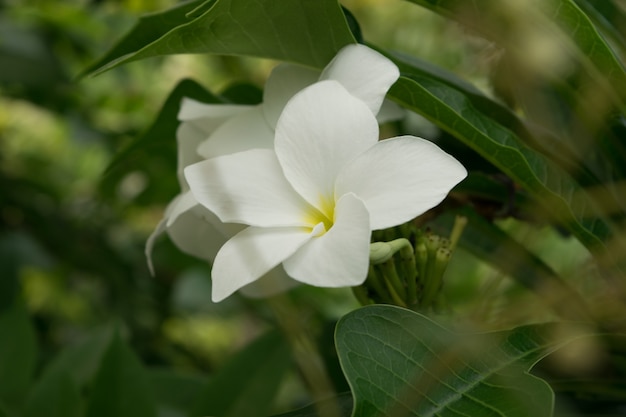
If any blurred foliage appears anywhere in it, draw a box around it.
[3,0,626,416]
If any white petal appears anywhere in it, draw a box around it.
[176,122,207,188]
[274,80,378,212]
[164,190,198,227]
[283,193,370,287]
[196,105,274,159]
[146,191,200,274]
[178,98,252,124]
[320,44,400,115]
[335,136,467,230]
[239,265,299,298]
[167,207,240,263]
[146,217,167,276]
[177,99,252,186]
[185,149,313,227]
[262,63,320,129]
[211,224,323,302]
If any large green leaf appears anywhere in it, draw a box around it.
[406,0,626,103]
[82,0,355,77]
[270,392,354,417]
[23,326,114,417]
[335,305,581,417]
[23,371,81,417]
[573,0,626,55]
[0,301,37,413]
[149,368,207,416]
[85,332,157,417]
[388,73,613,255]
[192,330,291,417]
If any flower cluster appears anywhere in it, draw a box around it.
[148,44,467,302]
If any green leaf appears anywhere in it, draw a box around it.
[149,368,207,416]
[573,0,626,54]
[82,0,355,77]
[192,329,291,417]
[99,78,222,205]
[23,326,114,417]
[388,73,613,255]
[42,325,114,387]
[0,301,37,412]
[335,305,581,417]
[406,0,626,104]
[270,392,353,417]
[23,371,81,417]
[0,235,22,313]
[85,331,157,417]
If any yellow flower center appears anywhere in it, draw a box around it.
[303,195,335,234]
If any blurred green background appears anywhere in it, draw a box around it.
[0,0,593,413]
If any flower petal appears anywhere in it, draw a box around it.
[211,224,323,302]
[239,265,299,298]
[283,193,370,287]
[262,63,320,129]
[164,190,198,228]
[185,149,313,227]
[320,44,400,115]
[167,207,240,263]
[146,190,245,274]
[335,136,467,230]
[274,80,378,211]
[179,98,252,124]
[146,217,167,276]
[196,105,274,159]
[177,99,252,185]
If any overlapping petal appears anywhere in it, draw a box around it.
[320,44,400,115]
[335,136,467,230]
[211,224,323,302]
[196,106,274,159]
[283,193,370,287]
[274,80,378,212]
[185,149,312,227]
[177,99,250,186]
[262,63,320,129]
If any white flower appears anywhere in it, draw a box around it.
[185,81,467,302]
[147,44,403,298]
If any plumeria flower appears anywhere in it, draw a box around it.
[147,44,403,298]
[185,81,467,302]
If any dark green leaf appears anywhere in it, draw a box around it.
[0,301,37,412]
[149,368,207,415]
[192,330,291,417]
[22,326,114,417]
[574,0,626,54]
[0,235,22,313]
[388,74,614,255]
[83,0,355,77]
[24,371,81,417]
[79,0,207,78]
[270,392,353,417]
[43,325,114,387]
[335,305,581,417]
[85,331,157,417]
